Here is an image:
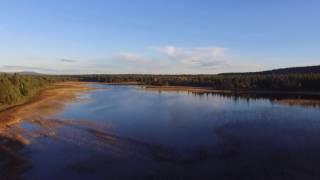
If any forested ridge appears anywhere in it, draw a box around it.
[72,65,320,91]
[0,65,319,110]
[220,65,320,75]
[0,74,58,110]
[73,73,320,91]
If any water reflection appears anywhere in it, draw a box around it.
[186,91,320,108]
[1,84,320,179]
[211,118,320,180]
[0,82,94,179]
[0,134,31,180]
[141,86,320,108]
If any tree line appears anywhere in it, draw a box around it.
[72,73,320,91]
[0,74,58,109]
[1,65,319,109]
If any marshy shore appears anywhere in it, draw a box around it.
[0,82,93,128]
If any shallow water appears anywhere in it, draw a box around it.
[3,84,320,180]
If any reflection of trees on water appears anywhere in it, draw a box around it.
[146,87,320,108]
[0,134,31,179]
[191,91,320,108]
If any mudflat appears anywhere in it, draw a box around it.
[0,82,93,128]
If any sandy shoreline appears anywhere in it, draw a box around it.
[0,81,319,179]
[0,82,93,128]
[0,82,100,179]
[1,82,319,129]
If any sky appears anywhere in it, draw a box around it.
[0,0,319,74]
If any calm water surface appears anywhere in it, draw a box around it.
[17,84,320,179]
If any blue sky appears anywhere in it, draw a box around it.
[0,0,319,74]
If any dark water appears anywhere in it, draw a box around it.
[9,84,320,179]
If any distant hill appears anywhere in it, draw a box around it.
[0,71,43,75]
[220,65,320,76]
[15,71,43,75]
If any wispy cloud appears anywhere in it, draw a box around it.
[112,52,147,62]
[0,46,262,74]
[60,58,77,63]
[158,46,229,67]
[94,46,260,74]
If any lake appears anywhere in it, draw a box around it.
[6,84,320,180]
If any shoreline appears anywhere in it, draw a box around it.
[138,85,320,96]
[80,81,320,96]
[101,82,144,85]
[0,82,93,128]
[138,85,320,107]
[1,82,319,129]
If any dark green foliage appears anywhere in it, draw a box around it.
[1,65,318,109]
[71,73,320,92]
[220,65,320,75]
[0,74,57,108]
[69,65,320,91]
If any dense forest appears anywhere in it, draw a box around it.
[71,65,320,91]
[0,65,319,109]
[220,65,320,75]
[73,73,320,91]
[0,74,58,110]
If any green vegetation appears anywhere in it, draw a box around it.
[73,73,320,91]
[220,65,320,75]
[0,74,58,110]
[0,65,319,110]
[72,65,320,92]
